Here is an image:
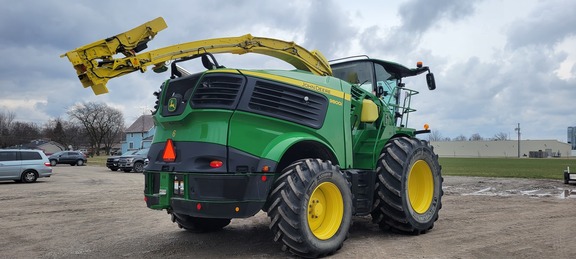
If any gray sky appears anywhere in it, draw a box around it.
[0,0,574,141]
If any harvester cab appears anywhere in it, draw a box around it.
[61,17,443,258]
[330,56,436,129]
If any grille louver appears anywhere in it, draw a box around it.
[248,81,328,129]
[191,75,244,109]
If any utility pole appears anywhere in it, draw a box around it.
[515,123,521,158]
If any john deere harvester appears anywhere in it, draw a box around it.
[62,17,442,258]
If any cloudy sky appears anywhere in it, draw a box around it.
[1,0,574,142]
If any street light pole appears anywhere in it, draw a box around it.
[515,123,521,158]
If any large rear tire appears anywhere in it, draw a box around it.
[371,137,443,234]
[267,159,352,258]
[171,213,231,233]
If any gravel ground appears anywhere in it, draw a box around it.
[1,166,575,258]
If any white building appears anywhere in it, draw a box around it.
[430,140,571,158]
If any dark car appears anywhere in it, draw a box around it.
[48,151,87,166]
[118,148,149,173]
[106,150,138,171]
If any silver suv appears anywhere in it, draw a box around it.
[0,149,53,183]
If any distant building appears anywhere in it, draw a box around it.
[121,115,155,154]
[431,140,571,158]
[568,127,576,150]
[9,139,66,155]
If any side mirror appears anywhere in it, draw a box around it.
[426,73,436,90]
[376,85,384,97]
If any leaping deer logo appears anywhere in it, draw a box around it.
[168,97,177,112]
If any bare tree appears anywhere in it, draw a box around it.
[493,132,509,141]
[102,109,124,155]
[43,118,87,149]
[428,130,444,141]
[9,121,42,145]
[453,134,467,141]
[0,110,16,148]
[469,133,484,141]
[43,118,67,145]
[68,102,124,156]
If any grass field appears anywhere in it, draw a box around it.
[88,156,107,167]
[87,155,575,180]
[439,157,576,180]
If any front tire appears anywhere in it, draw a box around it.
[267,159,352,258]
[171,213,231,233]
[372,137,443,234]
[133,161,144,173]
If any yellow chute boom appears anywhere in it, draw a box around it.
[61,17,332,95]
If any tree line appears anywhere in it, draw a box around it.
[0,102,125,155]
[427,131,510,142]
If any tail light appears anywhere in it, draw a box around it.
[44,162,51,166]
[209,160,223,168]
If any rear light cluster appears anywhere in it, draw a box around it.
[162,139,225,169]
[44,162,51,167]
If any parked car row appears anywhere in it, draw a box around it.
[2,148,149,184]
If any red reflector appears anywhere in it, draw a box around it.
[261,175,267,182]
[210,160,223,168]
[144,196,148,202]
[196,203,202,210]
[162,139,176,162]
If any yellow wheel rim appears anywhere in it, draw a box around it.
[307,182,344,240]
[407,160,434,214]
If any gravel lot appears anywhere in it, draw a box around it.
[1,165,575,258]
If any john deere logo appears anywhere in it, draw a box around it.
[168,97,177,112]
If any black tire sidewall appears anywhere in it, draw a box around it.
[22,171,37,183]
[297,163,352,254]
[134,162,144,173]
[401,144,442,229]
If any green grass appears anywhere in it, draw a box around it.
[87,155,575,180]
[87,155,107,167]
[439,157,576,180]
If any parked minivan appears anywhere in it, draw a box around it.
[0,149,53,183]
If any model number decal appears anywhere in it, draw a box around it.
[329,99,342,106]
